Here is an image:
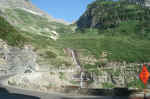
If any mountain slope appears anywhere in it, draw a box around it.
[58,0,150,63]
[0,0,68,24]
[0,0,148,90]
[77,0,150,29]
[0,15,26,46]
[0,0,74,70]
[0,0,71,39]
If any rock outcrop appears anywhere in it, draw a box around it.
[0,39,39,75]
[121,0,150,7]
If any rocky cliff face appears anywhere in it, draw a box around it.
[0,39,39,75]
[145,0,150,6]
[0,0,71,44]
[76,0,150,30]
[120,0,150,7]
[0,0,73,74]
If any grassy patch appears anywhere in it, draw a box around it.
[57,33,150,63]
[0,16,27,47]
[103,83,114,89]
[59,72,65,80]
[127,79,145,89]
[44,51,57,59]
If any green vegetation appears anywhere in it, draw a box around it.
[14,9,70,31]
[70,80,78,85]
[0,16,27,46]
[113,69,121,76]
[1,0,149,89]
[77,0,150,32]
[128,79,145,89]
[2,0,150,63]
[44,51,57,59]
[103,82,114,88]
[59,72,65,80]
[0,11,72,68]
[58,33,150,62]
[57,0,150,63]
[5,8,73,34]
[84,63,100,75]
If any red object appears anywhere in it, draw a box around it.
[139,64,150,85]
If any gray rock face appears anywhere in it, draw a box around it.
[145,0,150,7]
[121,0,150,7]
[0,39,39,75]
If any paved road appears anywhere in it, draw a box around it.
[0,75,132,99]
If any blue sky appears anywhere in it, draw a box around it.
[31,0,95,23]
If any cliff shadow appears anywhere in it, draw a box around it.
[86,88,137,98]
[0,87,40,99]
